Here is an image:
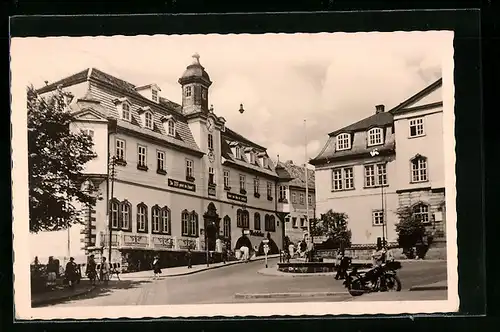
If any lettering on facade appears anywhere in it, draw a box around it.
[250,230,264,237]
[123,235,148,247]
[168,178,196,192]
[208,187,216,196]
[227,192,247,203]
[153,236,174,249]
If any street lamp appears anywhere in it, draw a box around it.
[262,238,270,268]
[370,148,386,248]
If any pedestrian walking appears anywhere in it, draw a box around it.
[65,257,77,288]
[152,255,162,279]
[100,257,110,285]
[186,248,192,268]
[46,256,57,287]
[334,249,348,280]
[86,255,97,285]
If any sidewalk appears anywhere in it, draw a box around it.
[31,280,96,307]
[409,280,448,291]
[120,254,280,280]
[347,289,448,302]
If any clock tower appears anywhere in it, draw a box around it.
[178,53,212,116]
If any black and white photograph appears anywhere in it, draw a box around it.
[11,30,457,319]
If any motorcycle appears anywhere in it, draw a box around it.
[343,260,402,296]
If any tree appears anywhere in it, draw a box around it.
[312,210,352,249]
[395,206,433,258]
[28,85,97,233]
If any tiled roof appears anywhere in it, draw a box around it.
[36,69,89,94]
[389,78,442,114]
[329,112,393,137]
[276,161,315,190]
[223,127,266,150]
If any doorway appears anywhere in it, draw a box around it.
[203,202,220,252]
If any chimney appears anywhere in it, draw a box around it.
[375,104,385,114]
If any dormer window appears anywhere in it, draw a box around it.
[368,128,383,146]
[262,157,269,168]
[235,147,241,159]
[167,120,176,137]
[122,103,131,121]
[144,111,153,129]
[185,86,192,98]
[249,152,256,164]
[152,89,158,102]
[336,133,351,151]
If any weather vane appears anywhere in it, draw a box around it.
[238,103,245,114]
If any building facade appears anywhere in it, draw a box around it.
[310,78,445,246]
[275,160,316,244]
[37,54,283,269]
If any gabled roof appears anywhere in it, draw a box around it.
[329,112,393,137]
[223,127,266,150]
[276,161,315,190]
[389,78,442,114]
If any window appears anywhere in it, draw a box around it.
[181,210,189,235]
[202,89,207,100]
[208,134,214,150]
[254,178,260,194]
[138,145,147,167]
[223,216,231,238]
[265,215,276,232]
[120,201,131,230]
[332,167,354,191]
[116,139,126,161]
[249,152,256,164]
[254,213,261,230]
[308,194,312,205]
[122,103,131,121]
[236,209,250,228]
[299,193,305,205]
[239,174,246,191]
[368,128,383,146]
[167,120,176,137]
[279,186,287,200]
[145,112,153,129]
[161,207,171,234]
[267,182,272,197]
[413,204,430,223]
[409,117,425,137]
[188,212,198,236]
[235,147,241,159]
[81,129,94,138]
[152,206,161,233]
[372,210,384,226]
[157,151,165,171]
[137,204,147,232]
[111,201,119,228]
[364,163,388,187]
[208,167,215,185]
[411,156,428,182]
[300,218,305,228]
[152,89,158,102]
[291,192,297,204]
[186,159,194,178]
[263,157,268,168]
[292,217,297,228]
[336,133,351,151]
[185,86,192,97]
[223,170,230,188]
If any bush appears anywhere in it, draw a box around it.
[395,206,433,259]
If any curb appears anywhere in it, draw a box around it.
[257,269,336,277]
[409,285,448,291]
[235,291,349,299]
[31,286,96,307]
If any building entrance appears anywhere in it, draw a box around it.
[203,202,220,252]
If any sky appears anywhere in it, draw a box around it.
[11,32,452,260]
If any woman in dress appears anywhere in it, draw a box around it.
[152,255,162,280]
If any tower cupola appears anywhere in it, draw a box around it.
[178,53,212,115]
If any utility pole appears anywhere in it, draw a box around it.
[108,156,117,263]
[304,120,311,242]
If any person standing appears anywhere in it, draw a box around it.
[100,257,110,285]
[152,255,162,280]
[222,243,228,264]
[65,257,77,288]
[288,243,295,259]
[86,255,97,285]
[46,256,57,287]
[185,249,192,268]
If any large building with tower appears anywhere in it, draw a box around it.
[309,78,446,248]
[37,54,284,270]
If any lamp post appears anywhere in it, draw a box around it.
[262,238,270,268]
[370,149,386,248]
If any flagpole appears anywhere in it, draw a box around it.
[304,120,310,240]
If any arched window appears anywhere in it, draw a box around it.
[368,127,383,146]
[122,103,131,121]
[413,203,430,224]
[167,120,176,137]
[120,200,131,231]
[265,214,276,232]
[110,199,120,229]
[237,209,249,228]
[181,210,190,236]
[254,212,261,230]
[223,216,231,238]
[411,155,428,182]
[189,211,198,236]
[145,111,153,129]
[336,133,351,151]
[136,203,148,233]
[162,207,171,234]
[151,205,161,233]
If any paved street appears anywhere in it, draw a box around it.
[49,259,447,307]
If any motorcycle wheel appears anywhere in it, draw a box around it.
[347,277,365,296]
[384,274,402,292]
